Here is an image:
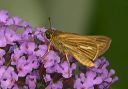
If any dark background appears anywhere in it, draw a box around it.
[0,0,127,89]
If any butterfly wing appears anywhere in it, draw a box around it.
[52,31,111,67]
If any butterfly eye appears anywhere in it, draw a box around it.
[45,30,51,39]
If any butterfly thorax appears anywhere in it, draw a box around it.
[45,29,66,53]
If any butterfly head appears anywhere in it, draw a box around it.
[45,29,54,40]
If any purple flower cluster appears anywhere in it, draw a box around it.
[0,10,118,89]
[74,57,118,89]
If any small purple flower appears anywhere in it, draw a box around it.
[17,56,32,77]
[57,61,76,78]
[0,10,9,23]
[21,21,31,27]
[35,44,48,57]
[11,48,23,65]
[4,28,20,44]
[43,50,60,68]
[12,16,22,25]
[46,64,59,73]
[26,55,39,69]
[34,27,46,42]
[26,74,37,89]
[20,27,33,41]
[0,27,20,47]
[45,80,63,89]
[20,42,36,54]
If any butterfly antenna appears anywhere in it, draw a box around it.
[48,17,52,29]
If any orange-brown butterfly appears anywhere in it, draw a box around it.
[42,18,111,68]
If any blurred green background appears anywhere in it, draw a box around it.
[0,0,127,89]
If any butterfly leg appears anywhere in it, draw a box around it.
[42,42,51,60]
[65,53,71,78]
